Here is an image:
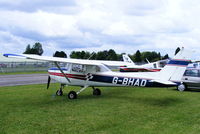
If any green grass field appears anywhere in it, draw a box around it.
[0,84,200,134]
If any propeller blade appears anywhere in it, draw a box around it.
[47,76,51,89]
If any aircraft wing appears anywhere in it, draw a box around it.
[3,53,131,66]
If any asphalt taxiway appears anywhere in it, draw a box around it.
[0,73,53,87]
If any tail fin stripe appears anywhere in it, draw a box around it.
[167,60,190,66]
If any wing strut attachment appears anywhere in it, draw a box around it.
[54,62,71,83]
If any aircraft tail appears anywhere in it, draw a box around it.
[122,54,135,64]
[158,47,192,82]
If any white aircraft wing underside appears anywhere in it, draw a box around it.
[3,53,132,66]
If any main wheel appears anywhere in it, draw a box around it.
[177,83,187,91]
[56,90,63,96]
[93,88,101,96]
[68,91,77,99]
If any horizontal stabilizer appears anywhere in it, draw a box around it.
[150,79,176,85]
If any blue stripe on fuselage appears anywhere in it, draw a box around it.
[168,60,190,66]
[49,67,68,71]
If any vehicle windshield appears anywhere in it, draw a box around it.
[184,69,200,77]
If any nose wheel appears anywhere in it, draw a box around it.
[56,89,63,96]
[56,84,65,96]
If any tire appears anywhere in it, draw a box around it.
[93,88,101,96]
[177,83,187,91]
[56,90,63,96]
[68,91,77,99]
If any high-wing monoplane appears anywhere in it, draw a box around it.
[3,47,191,99]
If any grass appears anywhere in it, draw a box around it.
[0,71,47,75]
[0,84,200,134]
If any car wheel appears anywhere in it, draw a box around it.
[177,84,186,91]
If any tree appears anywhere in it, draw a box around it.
[70,51,80,59]
[53,51,67,58]
[84,51,91,59]
[175,47,180,55]
[70,51,91,59]
[141,51,151,62]
[23,42,44,55]
[96,51,107,60]
[162,54,169,59]
[80,51,86,59]
[32,42,43,55]
[158,52,161,60]
[70,49,167,62]
[23,44,31,54]
[117,53,124,61]
[107,49,118,60]
[134,50,142,62]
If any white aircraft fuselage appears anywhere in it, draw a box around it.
[48,63,178,88]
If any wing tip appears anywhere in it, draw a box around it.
[3,53,9,57]
[3,53,25,58]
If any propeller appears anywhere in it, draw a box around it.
[47,76,51,89]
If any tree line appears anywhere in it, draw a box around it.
[23,43,182,63]
[23,42,43,55]
[70,49,169,63]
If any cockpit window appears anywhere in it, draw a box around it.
[70,64,110,73]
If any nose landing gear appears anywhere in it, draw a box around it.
[56,89,63,96]
[55,84,65,96]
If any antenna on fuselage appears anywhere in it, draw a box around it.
[146,58,150,64]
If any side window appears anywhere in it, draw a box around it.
[159,61,167,68]
[153,63,157,68]
[96,66,100,72]
[72,64,85,73]
[85,65,99,73]
[198,70,200,77]
[193,63,198,68]
[184,70,199,77]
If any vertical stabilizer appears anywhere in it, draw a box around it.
[122,54,135,64]
[158,47,192,82]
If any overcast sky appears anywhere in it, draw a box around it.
[0,0,200,58]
